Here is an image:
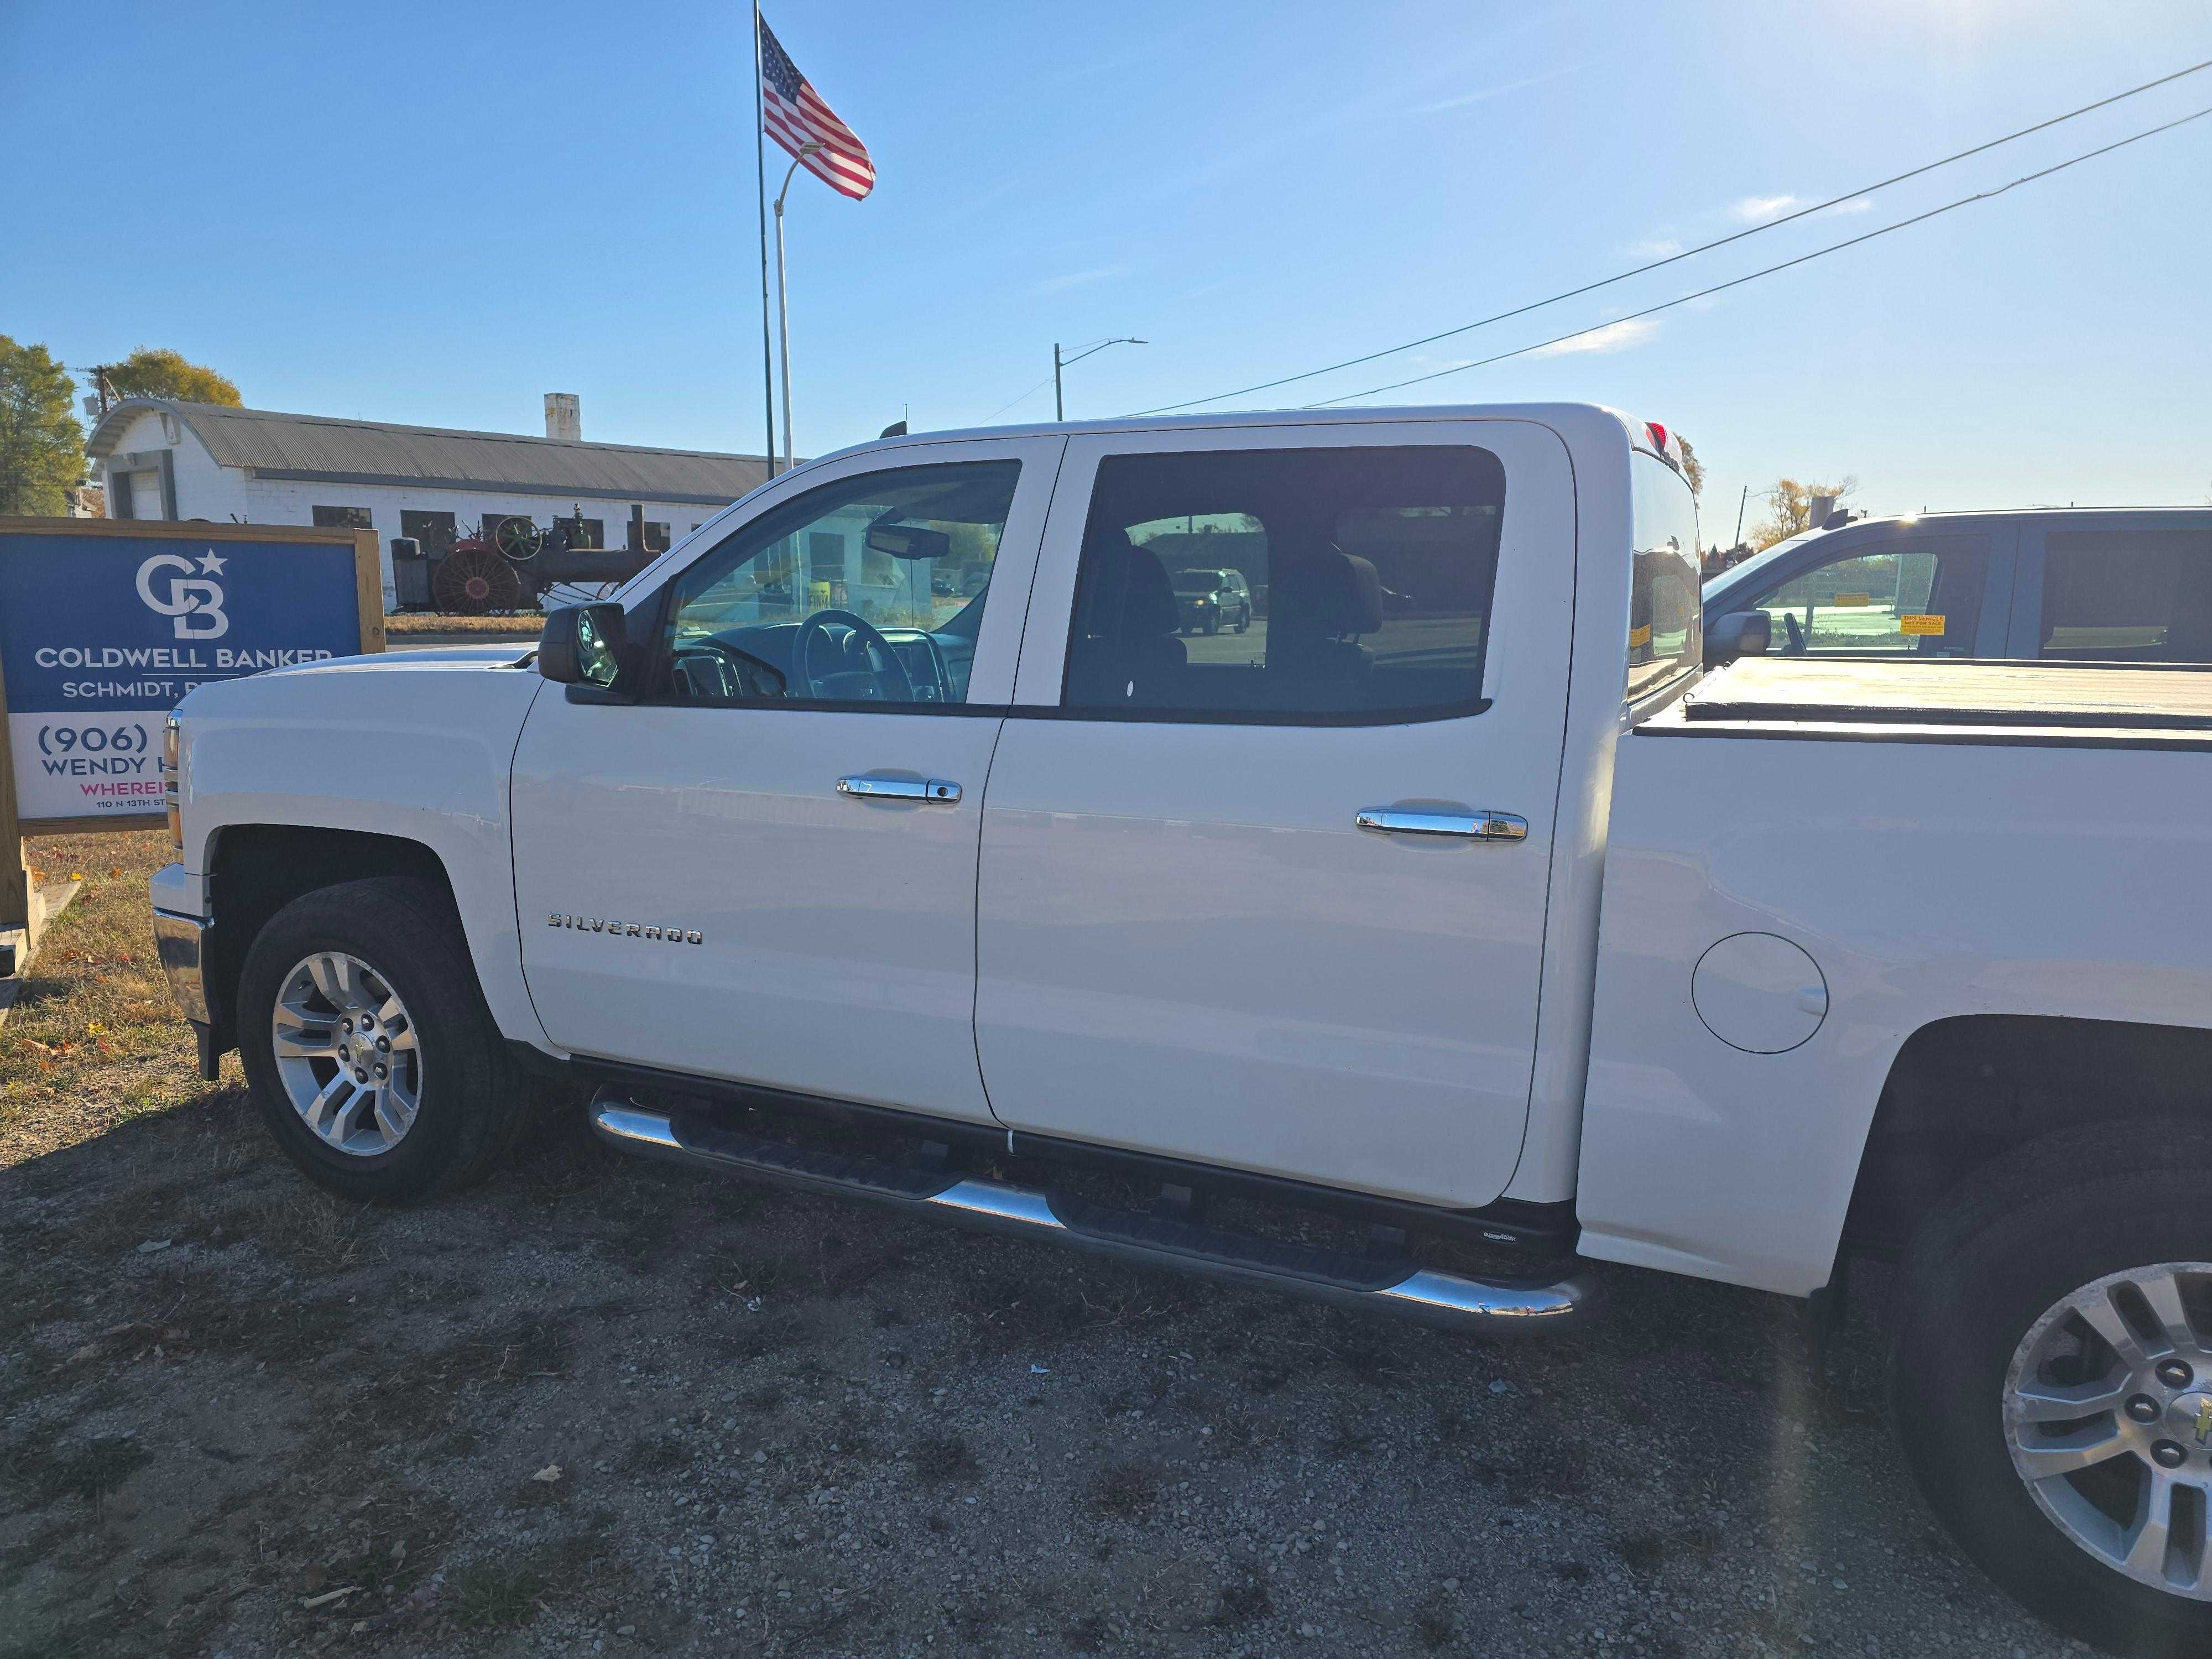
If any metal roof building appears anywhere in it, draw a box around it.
[85,398,772,609]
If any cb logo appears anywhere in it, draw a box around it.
[137,550,229,640]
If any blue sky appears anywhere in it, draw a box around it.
[4,0,2208,533]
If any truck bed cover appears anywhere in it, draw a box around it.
[1645,657,2212,745]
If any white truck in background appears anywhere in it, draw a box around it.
[152,404,2212,1654]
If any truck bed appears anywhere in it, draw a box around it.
[1644,656,2212,745]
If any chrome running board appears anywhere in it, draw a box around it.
[589,1094,1598,1335]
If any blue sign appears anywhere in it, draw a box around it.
[1,530,366,821]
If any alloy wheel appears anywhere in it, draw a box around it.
[270,951,424,1156]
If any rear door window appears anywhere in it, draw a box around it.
[1061,445,1505,721]
[1752,535,1989,656]
[2037,528,2212,661]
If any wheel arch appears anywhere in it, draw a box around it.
[1843,1013,2212,1259]
[203,825,458,1057]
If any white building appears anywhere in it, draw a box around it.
[85,398,772,609]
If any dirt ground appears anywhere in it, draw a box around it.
[1,834,2089,1658]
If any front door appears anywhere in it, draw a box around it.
[973,420,1575,1208]
[512,436,1062,1123]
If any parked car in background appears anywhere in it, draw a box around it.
[1170,565,1252,634]
[1702,507,2212,665]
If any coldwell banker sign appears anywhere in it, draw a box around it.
[0,521,381,826]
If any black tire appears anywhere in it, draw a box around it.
[1890,1123,2212,1656]
[1234,612,1249,634]
[237,877,534,1203]
[1203,614,1219,636]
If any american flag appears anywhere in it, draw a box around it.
[759,17,875,201]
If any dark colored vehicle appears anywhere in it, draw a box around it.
[1702,508,2212,665]
[1170,566,1252,634]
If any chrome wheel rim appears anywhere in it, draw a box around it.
[270,951,423,1156]
[2005,1262,2212,1598]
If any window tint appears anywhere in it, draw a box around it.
[1061,446,1505,721]
[662,460,1019,706]
[1751,535,1987,656]
[1627,454,1701,701]
[2039,528,2212,661]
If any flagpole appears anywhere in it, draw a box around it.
[774,144,819,476]
[752,1,779,476]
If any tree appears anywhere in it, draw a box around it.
[0,335,84,517]
[1676,435,1705,499]
[103,346,241,406]
[1752,474,1858,550]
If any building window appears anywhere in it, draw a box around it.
[807,531,848,583]
[556,515,606,550]
[637,520,671,553]
[312,505,374,529]
[400,509,457,558]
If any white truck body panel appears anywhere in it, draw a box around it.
[1579,719,2212,1295]
[174,648,551,1048]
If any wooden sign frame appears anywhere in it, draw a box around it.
[0,518,384,931]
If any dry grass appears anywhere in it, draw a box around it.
[1,831,220,1166]
[381,612,547,636]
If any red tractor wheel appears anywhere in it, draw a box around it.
[432,545,521,614]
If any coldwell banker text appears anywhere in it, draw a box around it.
[34,644,339,702]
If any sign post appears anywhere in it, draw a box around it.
[0,518,382,963]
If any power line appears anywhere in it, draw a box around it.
[1304,102,2212,407]
[1128,56,2212,416]
[978,374,1058,423]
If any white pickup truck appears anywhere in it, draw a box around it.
[150,405,2212,1654]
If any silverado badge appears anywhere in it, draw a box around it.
[549,914,703,945]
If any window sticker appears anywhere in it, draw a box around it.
[1899,613,1946,636]
[1629,623,1652,648]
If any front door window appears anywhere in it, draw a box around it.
[662,461,1020,706]
[1752,535,1989,655]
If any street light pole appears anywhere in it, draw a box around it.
[1052,337,1145,422]
[773,143,822,474]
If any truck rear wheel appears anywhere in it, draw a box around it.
[237,878,533,1203]
[1890,1124,2212,1655]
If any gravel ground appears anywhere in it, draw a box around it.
[2,1080,2096,1659]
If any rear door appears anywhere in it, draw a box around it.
[972,419,1575,1209]
[2007,512,2212,661]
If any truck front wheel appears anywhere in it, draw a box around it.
[237,877,534,1203]
[1891,1124,2212,1654]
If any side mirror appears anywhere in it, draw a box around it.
[539,602,627,687]
[1704,610,1771,667]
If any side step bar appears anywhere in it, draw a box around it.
[589,1093,1599,1335]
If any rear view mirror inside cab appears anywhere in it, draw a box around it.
[864,521,952,561]
[1704,610,1771,667]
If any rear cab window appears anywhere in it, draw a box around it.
[1626,451,1701,702]
[2038,526,2212,661]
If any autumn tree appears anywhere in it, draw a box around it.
[103,346,242,406]
[1753,475,1858,549]
[0,335,84,516]
[1676,435,1705,499]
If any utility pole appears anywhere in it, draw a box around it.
[1052,337,1146,422]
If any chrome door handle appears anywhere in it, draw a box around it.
[1355,808,1526,841]
[837,775,962,805]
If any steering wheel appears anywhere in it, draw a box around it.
[792,609,915,702]
[1783,612,1806,653]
